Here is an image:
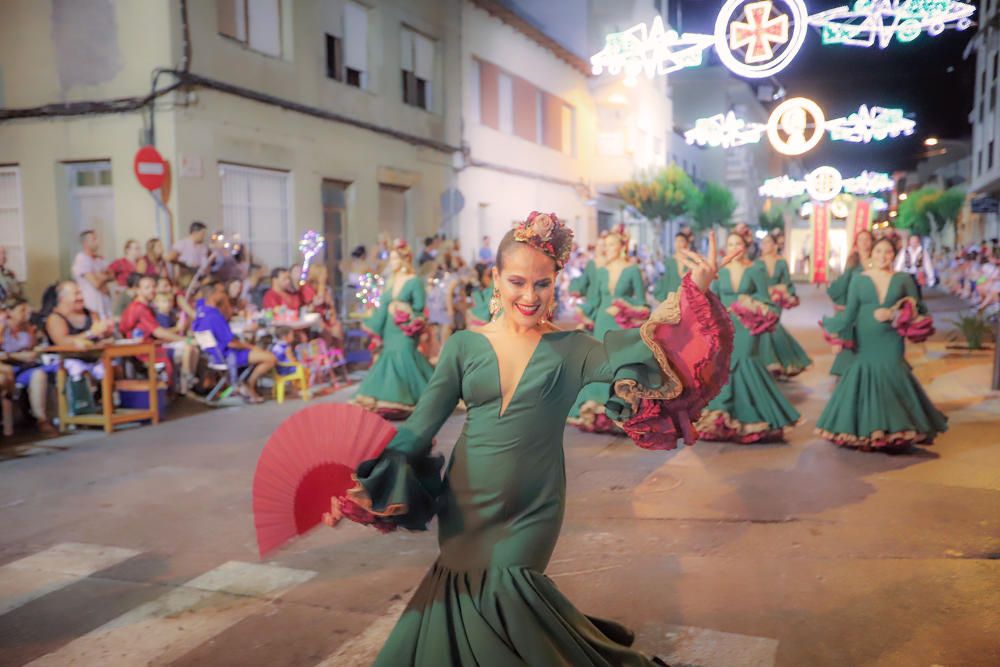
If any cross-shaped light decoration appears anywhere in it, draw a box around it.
[730,1,791,63]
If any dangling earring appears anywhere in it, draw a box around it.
[542,300,557,324]
[489,287,501,320]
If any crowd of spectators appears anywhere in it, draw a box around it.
[0,220,346,438]
[938,238,1000,317]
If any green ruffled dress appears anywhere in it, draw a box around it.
[345,280,728,666]
[696,264,800,443]
[568,263,648,432]
[755,258,812,379]
[569,259,600,324]
[353,276,434,418]
[826,263,863,376]
[816,271,947,451]
[468,280,493,327]
[652,257,688,302]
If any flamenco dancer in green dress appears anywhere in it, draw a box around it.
[817,237,947,452]
[327,212,739,666]
[353,240,434,420]
[567,225,651,433]
[825,229,873,377]
[568,233,607,330]
[754,234,812,379]
[652,231,692,302]
[696,232,801,443]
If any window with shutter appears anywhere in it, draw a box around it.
[478,60,499,129]
[343,1,368,89]
[0,167,27,281]
[217,0,282,58]
[219,164,292,270]
[402,27,434,110]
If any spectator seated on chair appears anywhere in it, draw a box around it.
[120,276,193,381]
[262,267,303,312]
[0,299,58,435]
[44,281,115,381]
[269,325,309,403]
[192,283,275,403]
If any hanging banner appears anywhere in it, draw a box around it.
[811,201,830,285]
[852,198,872,241]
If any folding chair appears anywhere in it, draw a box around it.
[192,330,252,402]
[344,327,373,366]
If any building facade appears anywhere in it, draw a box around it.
[968,0,1000,245]
[1,0,463,300]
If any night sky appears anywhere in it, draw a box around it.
[671,0,977,174]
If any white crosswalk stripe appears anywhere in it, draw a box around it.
[23,560,315,667]
[0,542,140,616]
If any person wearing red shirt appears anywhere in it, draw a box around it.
[262,267,303,311]
[108,239,142,287]
[120,276,190,383]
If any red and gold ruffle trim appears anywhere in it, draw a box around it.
[816,427,934,452]
[695,410,795,444]
[352,395,415,421]
[567,400,623,434]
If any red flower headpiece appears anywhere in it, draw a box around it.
[608,223,630,247]
[391,238,413,262]
[513,211,573,269]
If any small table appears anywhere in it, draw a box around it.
[48,341,160,434]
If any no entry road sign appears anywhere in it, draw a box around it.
[134,145,166,191]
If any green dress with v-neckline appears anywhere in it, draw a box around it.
[345,279,730,664]
[817,271,947,450]
[696,263,800,443]
[652,256,688,302]
[568,263,648,431]
[754,257,813,379]
[353,275,434,417]
[826,263,864,376]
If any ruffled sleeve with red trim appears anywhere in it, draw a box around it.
[584,274,735,450]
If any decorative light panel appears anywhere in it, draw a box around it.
[825,105,916,143]
[810,0,975,49]
[684,111,767,148]
[760,167,894,200]
[590,1,975,82]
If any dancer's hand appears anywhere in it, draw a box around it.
[321,496,344,527]
[678,231,743,293]
[873,307,892,322]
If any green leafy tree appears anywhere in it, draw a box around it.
[692,181,737,232]
[896,186,938,236]
[926,187,965,231]
[619,165,702,226]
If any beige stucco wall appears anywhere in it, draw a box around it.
[456,3,596,257]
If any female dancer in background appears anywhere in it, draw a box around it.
[817,237,947,451]
[697,232,801,443]
[568,233,607,330]
[353,240,433,420]
[755,233,812,379]
[328,211,738,665]
[826,230,873,377]
[652,231,692,302]
[567,225,649,432]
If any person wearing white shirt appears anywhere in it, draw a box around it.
[71,230,113,319]
[895,234,936,293]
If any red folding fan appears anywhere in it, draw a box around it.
[252,403,397,557]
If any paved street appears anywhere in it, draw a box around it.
[0,286,998,667]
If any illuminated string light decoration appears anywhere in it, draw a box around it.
[760,175,808,199]
[842,170,896,194]
[715,0,809,78]
[809,0,975,49]
[593,2,976,85]
[826,104,916,142]
[355,272,385,308]
[590,15,714,85]
[760,167,895,200]
[767,97,826,156]
[684,111,767,148]
[297,230,326,285]
[807,167,844,202]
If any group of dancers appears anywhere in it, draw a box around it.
[352,223,947,454]
[325,212,952,665]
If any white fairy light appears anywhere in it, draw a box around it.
[842,170,895,194]
[809,0,976,50]
[760,168,894,200]
[590,15,713,85]
[826,104,916,143]
[684,111,767,148]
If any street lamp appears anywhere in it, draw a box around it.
[924,137,939,147]
[899,193,908,201]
